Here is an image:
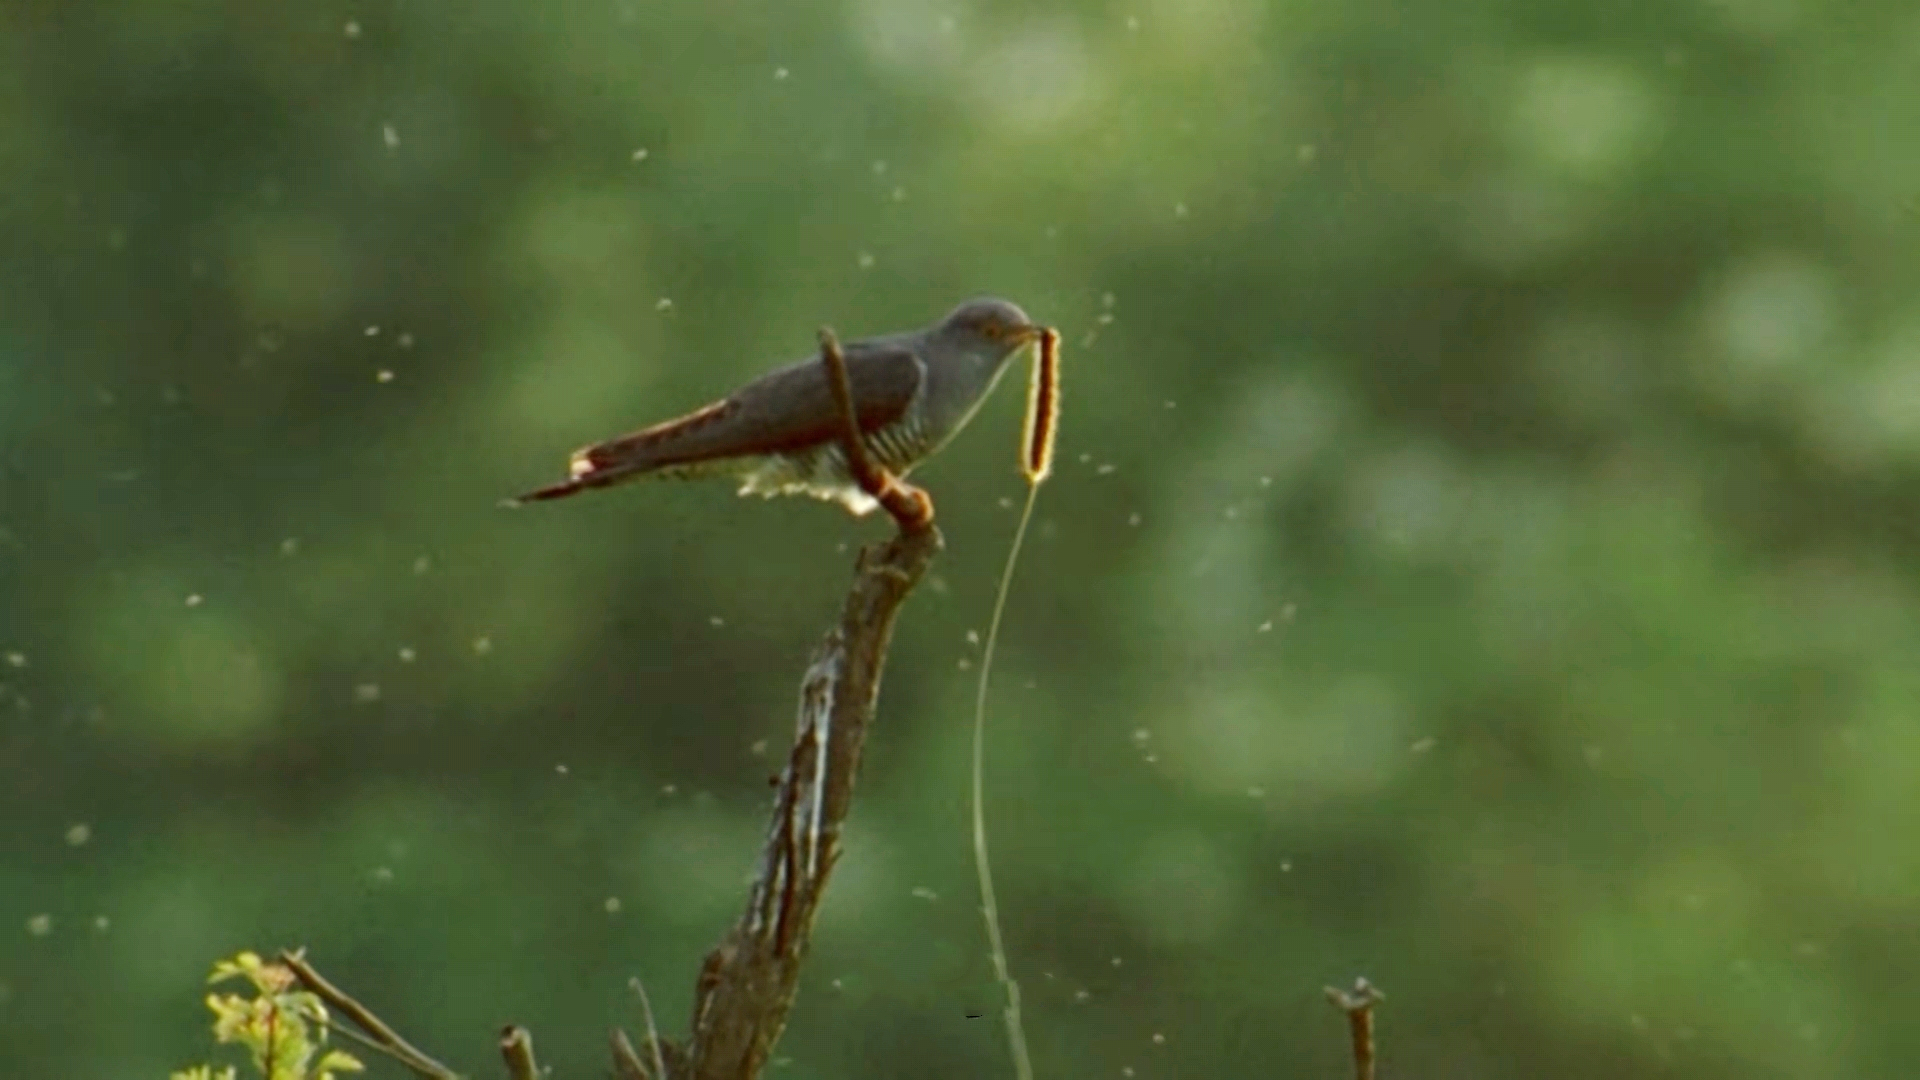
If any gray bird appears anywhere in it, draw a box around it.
[514,297,1043,515]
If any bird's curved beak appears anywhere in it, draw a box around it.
[1011,324,1044,345]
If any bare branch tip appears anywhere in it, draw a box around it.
[275,948,462,1080]
[611,1028,654,1080]
[499,1025,539,1080]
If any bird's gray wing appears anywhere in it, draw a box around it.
[573,338,925,473]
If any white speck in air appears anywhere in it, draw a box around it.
[749,739,769,756]
[280,537,300,556]
[1152,1033,1166,1046]
[1079,452,1093,464]
[1247,785,1266,798]
[376,369,395,383]
[365,325,380,337]
[871,160,888,175]
[774,67,789,80]
[354,683,381,703]
[1298,144,1318,162]
[1259,476,1272,487]
[412,555,432,574]
[398,646,416,663]
[1131,727,1150,742]
[1257,619,1273,633]
[1280,859,1293,872]
[604,897,622,913]
[661,784,678,796]
[857,252,875,269]
[890,186,907,202]
[1097,463,1116,475]
[1074,989,1091,1002]
[1164,399,1177,409]
[939,15,956,32]
[343,20,361,38]
[966,630,980,646]
[631,148,649,162]
[709,615,725,628]
[1111,956,1123,967]
[382,124,400,149]
[26,915,51,937]
[92,915,110,933]
[957,657,973,671]
[472,636,493,655]
[555,763,569,775]
[998,496,1015,510]
[66,824,91,846]
[184,594,203,607]
[1282,602,1297,621]
[656,297,674,311]
[910,886,939,900]
[1411,737,1437,754]
[1126,16,1140,31]
[1173,202,1188,219]
[373,866,394,882]
[1127,512,1142,527]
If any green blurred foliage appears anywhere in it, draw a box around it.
[3,0,1918,1077]
[174,951,364,1080]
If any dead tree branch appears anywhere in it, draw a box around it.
[642,327,943,1078]
[273,326,942,1080]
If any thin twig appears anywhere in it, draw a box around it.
[631,975,670,1080]
[300,1014,412,1072]
[267,989,280,1080]
[817,326,935,531]
[610,1029,651,1080]
[614,972,675,1068]
[498,1026,539,1080]
[278,949,463,1080]
[1323,977,1384,1080]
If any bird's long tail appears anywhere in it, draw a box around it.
[511,399,739,504]
[512,474,600,503]
[510,440,661,503]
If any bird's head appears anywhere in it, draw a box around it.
[939,296,1042,362]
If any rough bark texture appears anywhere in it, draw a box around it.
[669,524,942,1079]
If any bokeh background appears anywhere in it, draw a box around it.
[5,0,1919,1076]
